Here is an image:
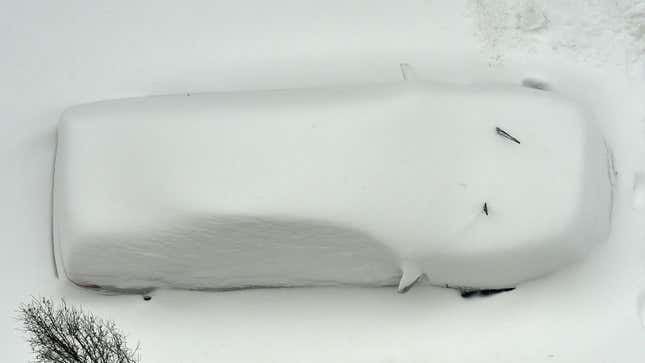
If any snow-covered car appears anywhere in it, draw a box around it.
[53,72,613,294]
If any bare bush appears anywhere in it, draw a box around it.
[18,297,140,363]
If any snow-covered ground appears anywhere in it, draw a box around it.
[2,1,645,361]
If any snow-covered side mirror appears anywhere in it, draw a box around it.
[52,67,612,294]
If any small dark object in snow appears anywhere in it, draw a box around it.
[496,127,521,144]
[483,202,489,215]
[460,290,478,298]
[143,295,151,301]
[460,287,515,298]
[521,78,550,91]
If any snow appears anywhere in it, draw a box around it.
[633,172,645,210]
[2,1,645,362]
[469,0,645,70]
[55,81,611,291]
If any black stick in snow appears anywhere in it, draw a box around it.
[496,127,521,144]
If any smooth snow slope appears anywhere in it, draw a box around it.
[2,1,645,362]
[55,81,610,291]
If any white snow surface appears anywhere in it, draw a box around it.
[55,81,611,291]
[469,0,645,70]
[2,1,645,362]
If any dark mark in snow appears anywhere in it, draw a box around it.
[143,295,151,301]
[460,290,478,298]
[483,202,489,215]
[496,127,521,144]
[460,287,515,298]
[521,78,550,91]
